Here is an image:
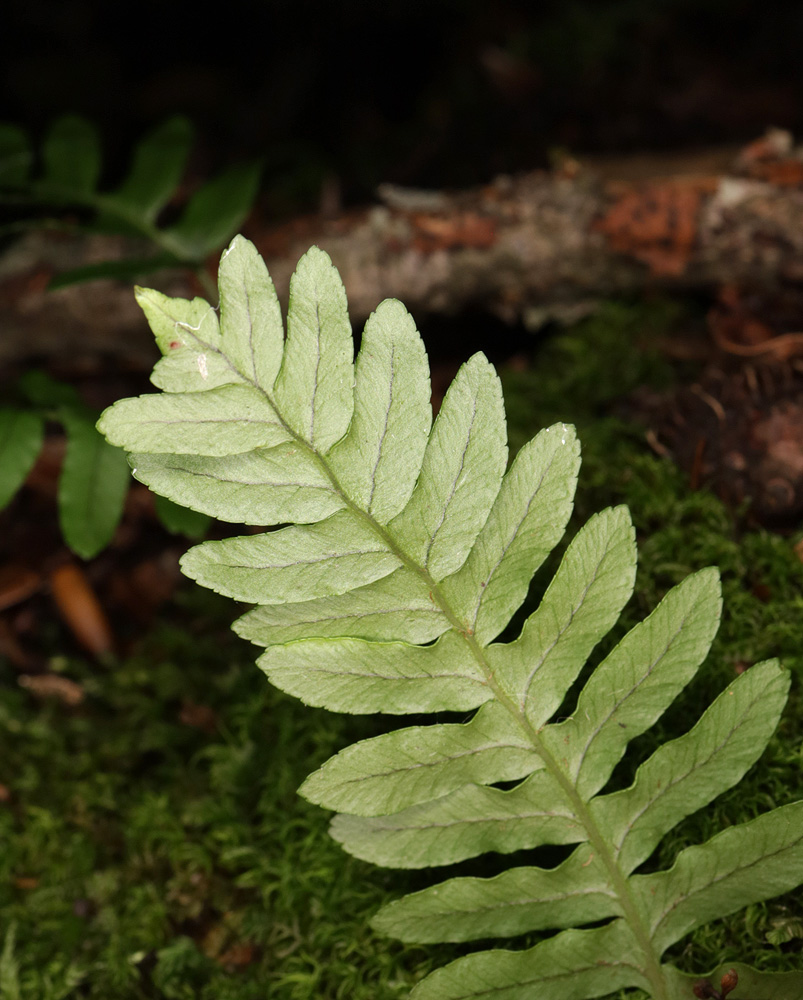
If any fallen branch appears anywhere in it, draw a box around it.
[4,130,803,364]
[251,129,803,327]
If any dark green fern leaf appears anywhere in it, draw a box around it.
[0,115,261,285]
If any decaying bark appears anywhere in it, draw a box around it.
[254,130,803,327]
[4,129,803,365]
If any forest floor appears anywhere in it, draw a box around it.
[0,291,802,998]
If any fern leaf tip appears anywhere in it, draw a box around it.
[297,243,334,268]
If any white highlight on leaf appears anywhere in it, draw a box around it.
[176,303,217,334]
[197,354,209,379]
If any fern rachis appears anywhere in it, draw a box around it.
[99,237,803,1000]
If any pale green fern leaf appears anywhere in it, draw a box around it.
[272,247,354,449]
[371,846,616,941]
[542,567,722,797]
[182,509,403,603]
[300,700,543,816]
[235,568,446,646]
[387,352,507,579]
[635,799,803,953]
[129,446,345,525]
[592,659,791,873]
[329,299,431,521]
[98,236,803,1000]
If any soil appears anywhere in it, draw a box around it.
[630,283,803,527]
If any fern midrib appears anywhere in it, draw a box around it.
[364,342,396,515]
[332,456,666,999]
[513,698,666,999]
[220,351,669,1000]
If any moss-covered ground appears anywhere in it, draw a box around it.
[1,300,801,998]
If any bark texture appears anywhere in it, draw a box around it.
[4,131,803,364]
[253,132,803,327]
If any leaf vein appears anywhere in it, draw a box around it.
[468,446,560,631]
[574,610,693,781]
[336,740,534,787]
[521,567,601,703]
[650,828,803,936]
[367,341,395,513]
[309,297,323,441]
[424,394,479,570]
[613,697,772,857]
[224,547,394,570]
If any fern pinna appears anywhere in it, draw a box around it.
[0,115,261,288]
[99,238,803,1000]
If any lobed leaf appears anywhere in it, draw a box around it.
[331,771,583,868]
[217,235,285,392]
[372,845,617,942]
[542,567,723,799]
[135,285,242,395]
[130,446,345,526]
[329,298,431,522]
[487,505,636,726]
[301,700,543,817]
[99,384,290,456]
[389,353,507,580]
[98,237,803,1000]
[260,630,488,715]
[592,658,789,874]
[441,422,580,643]
[407,921,645,1000]
[273,246,354,451]
[137,286,223,358]
[636,799,803,952]
[181,509,402,604]
[235,567,448,647]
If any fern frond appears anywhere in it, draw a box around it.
[98,237,803,1000]
[0,116,261,285]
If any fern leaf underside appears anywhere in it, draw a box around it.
[99,237,803,1000]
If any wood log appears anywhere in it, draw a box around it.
[252,130,803,327]
[4,130,803,366]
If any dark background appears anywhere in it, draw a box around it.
[4,0,803,215]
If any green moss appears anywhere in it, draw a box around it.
[0,598,454,998]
